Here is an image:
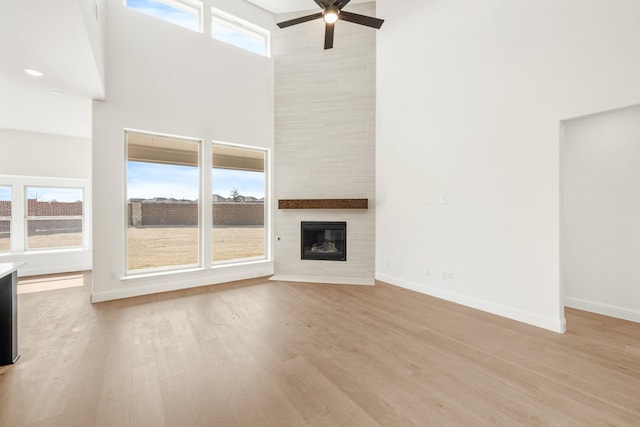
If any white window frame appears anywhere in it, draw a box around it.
[24,186,85,251]
[211,6,270,57]
[124,0,204,32]
[123,1,271,56]
[122,130,272,278]
[124,129,203,276]
[211,140,270,265]
[0,176,91,255]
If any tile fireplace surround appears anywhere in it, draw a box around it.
[273,2,376,286]
[271,198,374,286]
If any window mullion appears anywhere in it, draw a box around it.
[13,185,24,253]
[201,141,212,269]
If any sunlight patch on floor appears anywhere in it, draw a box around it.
[17,271,88,294]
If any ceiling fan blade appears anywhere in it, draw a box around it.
[339,10,384,29]
[314,0,331,8]
[277,12,323,28]
[332,0,352,10]
[324,23,335,50]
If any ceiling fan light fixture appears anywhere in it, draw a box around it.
[276,0,384,50]
[323,8,339,24]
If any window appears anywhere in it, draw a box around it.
[125,0,202,32]
[25,187,84,250]
[0,178,89,256]
[124,1,270,56]
[126,131,201,272]
[212,144,266,263]
[124,132,269,275]
[211,7,270,56]
[0,187,10,252]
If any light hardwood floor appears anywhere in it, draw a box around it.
[1,278,638,426]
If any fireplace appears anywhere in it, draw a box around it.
[301,221,346,261]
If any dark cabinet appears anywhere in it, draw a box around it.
[0,264,20,365]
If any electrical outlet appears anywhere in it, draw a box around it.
[447,271,453,281]
[441,271,453,281]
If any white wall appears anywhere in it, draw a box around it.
[0,129,90,178]
[78,0,106,92]
[376,0,640,332]
[272,3,376,285]
[91,1,274,302]
[0,128,92,276]
[562,105,640,322]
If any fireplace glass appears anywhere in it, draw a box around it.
[301,221,346,261]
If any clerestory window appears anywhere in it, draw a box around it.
[211,7,270,56]
[124,1,270,56]
[125,0,203,32]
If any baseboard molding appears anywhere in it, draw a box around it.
[376,273,566,333]
[269,274,374,286]
[565,296,640,323]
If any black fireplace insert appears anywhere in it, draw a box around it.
[301,221,346,261]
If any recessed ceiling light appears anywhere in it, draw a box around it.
[24,68,44,78]
[50,90,64,96]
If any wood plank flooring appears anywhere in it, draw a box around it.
[0,277,638,426]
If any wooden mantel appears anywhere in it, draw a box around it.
[278,199,368,209]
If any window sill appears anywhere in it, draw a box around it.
[122,258,272,281]
[0,247,90,257]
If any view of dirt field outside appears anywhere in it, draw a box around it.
[126,133,266,272]
[27,220,83,249]
[0,226,8,251]
[1,230,84,252]
[0,187,10,251]
[26,187,84,250]
[28,230,83,249]
[127,226,264,270]
[0,186,85,252]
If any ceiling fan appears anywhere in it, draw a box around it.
[276,0,384,50]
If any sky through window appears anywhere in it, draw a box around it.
[126,0,201,32]
[127,162,264,200]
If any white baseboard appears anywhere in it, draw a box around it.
[270,274,374,286]
[565,296,640,323]
[376,273,566,333]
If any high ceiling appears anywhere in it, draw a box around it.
[0,0,373,139]
[0,0,104,138]
[246,0,371,14]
